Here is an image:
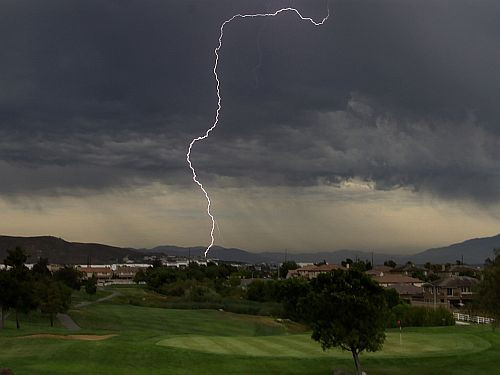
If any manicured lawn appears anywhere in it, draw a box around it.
[157,330,490,358]
[0,287,499,374]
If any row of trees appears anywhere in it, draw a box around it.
[134,262,248,303]
[0,248,96,329]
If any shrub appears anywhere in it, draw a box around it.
[85,275,97,295]
[176,282,222,303]
[246,280,279,302]
[159,280,191,297]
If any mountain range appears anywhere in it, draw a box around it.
[0,234,498,265]
[0,236,143,265]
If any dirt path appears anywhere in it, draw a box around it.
[75,291,121,308]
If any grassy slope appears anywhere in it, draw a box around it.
[0,287,499,375]
[70,289,113,306]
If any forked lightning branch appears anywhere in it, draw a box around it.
[186,5,330,257]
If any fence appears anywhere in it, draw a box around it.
[453,312,495,324]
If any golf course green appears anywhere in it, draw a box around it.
[157,331,491,358]
[0,286,498,374]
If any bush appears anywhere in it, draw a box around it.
[85,275,97,295]
[389,304,455,327]
[187,285,221,303]
[159,280,191,297]
[246,280,279,302]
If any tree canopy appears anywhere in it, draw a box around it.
[303,269,389,375]
[279,261,299,279]
[0,248,72,329]
[476,249,500,326]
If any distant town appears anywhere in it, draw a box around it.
[0,246,488,314]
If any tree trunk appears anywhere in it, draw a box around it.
[50,314,54,327]
[0,304,4,330]
[352,350,363,375]
[15,309,20,329]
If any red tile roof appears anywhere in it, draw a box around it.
[372,274,421,284]
[79,267,113,274]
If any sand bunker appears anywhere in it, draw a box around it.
[20,334,117,341]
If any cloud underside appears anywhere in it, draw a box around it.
[0,0,499,204]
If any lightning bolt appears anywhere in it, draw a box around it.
[187,5,331,258]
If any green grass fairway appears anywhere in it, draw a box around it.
[157,331,491,358]
[1,286,499,375]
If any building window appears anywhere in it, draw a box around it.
[447,288,453,296]
[461,287,471,293]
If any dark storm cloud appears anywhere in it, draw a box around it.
[1,0,500,201]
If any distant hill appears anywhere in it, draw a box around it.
[147,234,500,265]
[406,235,500,264]
[0,236,143,264]
[1,233,498,265]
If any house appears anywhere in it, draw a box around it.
[78,266,113,282]
[371,274,423,287]
[422,276,479,308]
[365,265,394,277]
[391,264,429,277]
[287,263,345,279]
[114,266,143,281]
[385,283,424,304]
[438,265,482,278]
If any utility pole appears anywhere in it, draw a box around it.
[433,284,437,308]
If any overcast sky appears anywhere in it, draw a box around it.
[1,0,499,253]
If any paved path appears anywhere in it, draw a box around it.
[56,313,80,331]
[75,291,121,308]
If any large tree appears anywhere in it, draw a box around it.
[279,261,299,279]
[32,257,52,279]
[476,249,500,327]
[36,280,71,327]
[304,269,389,375]
[54,266,83,290]
[4,247,37,329]
[278,277,311,321]
[0,270,15,329]
[85,274,98,295]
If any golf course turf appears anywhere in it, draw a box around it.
[157,331,491,358]
[0,286,498,374]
